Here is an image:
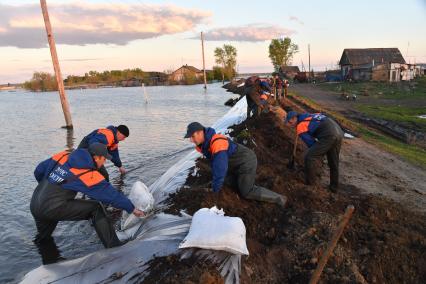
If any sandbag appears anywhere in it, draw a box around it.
[121,181,154,230]
[179,207,249,255]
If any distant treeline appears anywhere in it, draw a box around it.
[23,72,58,92]
[23,67,231,92]
[66,68,155,85]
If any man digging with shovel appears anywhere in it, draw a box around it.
[285,111,344,192]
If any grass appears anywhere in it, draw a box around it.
[316,76,426,131]
[287,91,361,133]
[319,76,426,100]
[287,91,426,168]
[355,105,426,132]
[359,127,426,168]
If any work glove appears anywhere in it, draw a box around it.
[133,208,145,217]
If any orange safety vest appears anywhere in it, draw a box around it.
[51,151,70,165]
[97,128,118,151]
[69,168,105,187]
[51,150,104,187]
[196,134,229,155]
[296,113,322,135]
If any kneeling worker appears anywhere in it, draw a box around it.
[30,143,144,251]
[285,111,344,192]
[78,125,129,181]
[185,122,287,206]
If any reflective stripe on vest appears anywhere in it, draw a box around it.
[69,168,105,187]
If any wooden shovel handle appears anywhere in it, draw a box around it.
[309,205,355,284]
[292,133,298,157]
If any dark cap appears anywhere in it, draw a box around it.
[184,122,204,138]
[88,142,112,160]
[117,125,129,137]
[285,111,298,123]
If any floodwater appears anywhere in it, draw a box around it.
[0,83,234,283]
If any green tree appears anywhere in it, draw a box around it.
[214,44,237,83]
[212,66,224,81]
[23,72,58,91]
[268,37,299,72]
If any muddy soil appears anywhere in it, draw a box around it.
[144,105,426,283]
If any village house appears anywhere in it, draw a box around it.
[121,77,143,87]
[169,65,204,82]
[338,48,417,82]
[278,65,300,79]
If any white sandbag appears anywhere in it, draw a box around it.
[179,207,249,255]
[122,181,154,230]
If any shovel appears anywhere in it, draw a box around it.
[287,134,298,170]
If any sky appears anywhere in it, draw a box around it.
[0,0,425,83]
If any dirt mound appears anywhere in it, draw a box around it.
[145,100,426,283]
[143,255,223,284]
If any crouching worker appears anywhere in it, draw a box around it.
[30,143,145,253]
[185,122,287,206]
[78,125,129,181]
[244,77,271,118]
[285,111,344,192]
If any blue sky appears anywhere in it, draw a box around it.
[0,0,425,83]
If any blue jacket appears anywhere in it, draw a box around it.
[296,113,327,147]
[34,149,134,213]
[196,127,237,192]
[83,126,122,168]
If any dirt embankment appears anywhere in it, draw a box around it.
[143,85,426,284]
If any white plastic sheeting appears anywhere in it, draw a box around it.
[20,98,248,284]
[21,213,192,284]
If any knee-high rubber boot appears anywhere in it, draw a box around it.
[244,185,287,207]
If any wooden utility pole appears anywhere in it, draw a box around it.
[201,32,207,89]
[40,0,73,129]
[308,44,311,81]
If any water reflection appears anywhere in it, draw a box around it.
[65,128,75,150]
[111,175,126,192]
